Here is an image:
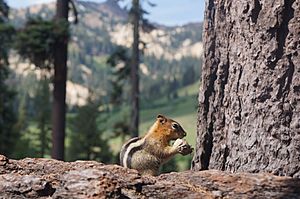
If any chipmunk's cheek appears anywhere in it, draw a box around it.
[168,130,176,139]
[178,131,185,139]
[171,131,180,139]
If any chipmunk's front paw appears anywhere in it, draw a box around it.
[173,139,193,155]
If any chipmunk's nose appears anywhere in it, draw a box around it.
[183,131,187,137]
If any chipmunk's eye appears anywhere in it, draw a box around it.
[172,123,179,130]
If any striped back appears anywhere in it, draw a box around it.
[119,137,145,168]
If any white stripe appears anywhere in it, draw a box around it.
[123,137,146,168]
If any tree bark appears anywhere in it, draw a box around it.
[192,0,300,177]
[51,0,69,160]
[130,0,140,137]
[1,155,300,198]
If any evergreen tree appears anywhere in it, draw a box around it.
[52,0,69,160]
[14,17,69,159]
[68,98,114,163]
[0,0,17,157]
[12,75,51,158]
[130,0,140,137]
[168,77,179,99]
[128,0,155,137]
[107,46,132,144]
[34,75,51,157]
[182,66,196,86]
[107,46,130,107]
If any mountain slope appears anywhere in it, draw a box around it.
[9,0,203,106]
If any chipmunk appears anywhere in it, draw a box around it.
[119,114,193,176]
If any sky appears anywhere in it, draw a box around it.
[6,0,205,26]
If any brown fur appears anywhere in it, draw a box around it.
[120,114,190,176]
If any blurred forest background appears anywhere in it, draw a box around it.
[0,0,203,172]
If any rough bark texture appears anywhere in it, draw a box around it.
[192,0,300,177]
[0,155,300,198]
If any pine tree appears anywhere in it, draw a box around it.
[68,98,114,163]
[0,0,17,157]
[51,0,69,160]
[14,17,69,159]
[129,0,155,137]
[130,0,140,137]
[34,75,51,157]
[107,46,131,107]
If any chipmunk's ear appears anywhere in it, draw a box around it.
[157,114,167,124]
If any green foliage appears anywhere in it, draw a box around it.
[105,82,199,171]
[106,46,133,143]
[111,118,131,148]
[0,78,17,156]
[0,24,15,63]
[160,158,178,173]
[12,95,30,158]
[167,23,203,49]
[168,77,179,99]
[107,46,131,106]
[34,76,51,157]
[15,17,68,69]
[128,0,156,33]
[12,76,52,158]
[7,1,202,170]
[68,98,115,163]
[182,66,196,86]
[139,55,201,103]
[10,1,202,98]
[0,0,18,157]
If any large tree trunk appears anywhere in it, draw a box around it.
[130,0,140,137]
[51,0,69,160]
[192,0,300,177]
